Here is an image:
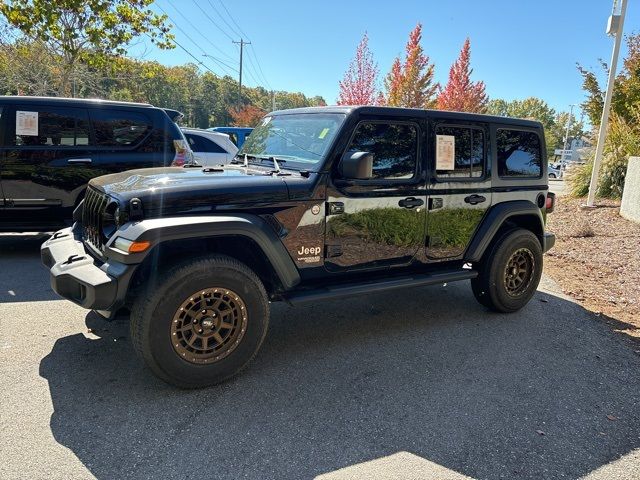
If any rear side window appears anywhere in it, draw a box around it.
[435,125,484,179]
[186,134,227,153]
[11,107,89,147]
[347,122,418,180]
[91,109,152,147]
[497,129,542,178]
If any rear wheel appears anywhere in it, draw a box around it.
[471,229,542,313]
[130,255,269,388]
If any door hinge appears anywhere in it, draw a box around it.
[327,202,344,215]
[428,198,443,210]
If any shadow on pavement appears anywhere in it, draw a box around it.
[40,285,640,479]
[0,234,59,303]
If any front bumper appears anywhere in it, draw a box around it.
[543,232,556,253]
[41,225,136,314]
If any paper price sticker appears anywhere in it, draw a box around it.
[16,111,38,136]
[436,134,455,170]
[318,128,330,139]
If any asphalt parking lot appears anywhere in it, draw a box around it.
[1,234,639,480]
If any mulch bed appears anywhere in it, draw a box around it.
[544,196,640,336]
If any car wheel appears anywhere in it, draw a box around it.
[549,173,556,178]
[471,229,543,313]
[130,255,269,388]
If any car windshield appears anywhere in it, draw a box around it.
[238,113,345,170]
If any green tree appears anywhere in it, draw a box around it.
[0,0,174,95]
[384,23,437,108]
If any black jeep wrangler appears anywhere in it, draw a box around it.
[41,106,555,388]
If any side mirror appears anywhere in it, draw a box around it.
[339,151,373,180]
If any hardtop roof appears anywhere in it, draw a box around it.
[268,105,543,129]
[0,95,153,108]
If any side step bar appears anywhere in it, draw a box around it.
[283,269,477,305]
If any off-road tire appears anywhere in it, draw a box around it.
[130,255,269,388]
[471,229,543,313]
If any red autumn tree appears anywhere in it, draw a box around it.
[228,105,266,127]
[384,23,438,108]
[437,38,488,113]
[337,33,382,105]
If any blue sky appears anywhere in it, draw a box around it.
[134,0,640,115]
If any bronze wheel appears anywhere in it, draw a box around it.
[503,247,535,297]
[471,229,543,313]
[171,288,248,364]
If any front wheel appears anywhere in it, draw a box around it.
[471,229,543,313]
[130,255,269,388]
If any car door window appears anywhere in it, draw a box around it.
[435,125,484,179]
[187,134,227,153]
[90,109,152,147]
[11,107,89,147]
[346,122,418,180]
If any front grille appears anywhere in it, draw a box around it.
[82,187,110,251]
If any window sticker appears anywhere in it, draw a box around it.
[436,134,455,170]
[318,127,330,139]
[16,111,38,136]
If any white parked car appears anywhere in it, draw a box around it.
[181,128,238,166]
[548,164,563,179]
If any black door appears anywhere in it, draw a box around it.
[425,119,492,260]
[0,104,96,229]
[325,118,427,271]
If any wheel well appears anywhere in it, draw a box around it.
[126,235,283,304]
[474,214,543,265]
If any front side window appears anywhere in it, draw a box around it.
[12,107,89,147]
[346,122,418,180]
[435,125,484,178]
[91,109,152,147]
[497,129,542,178]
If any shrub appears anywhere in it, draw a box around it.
[569,112,640,199]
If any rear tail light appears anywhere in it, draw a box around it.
[546,192,556,213]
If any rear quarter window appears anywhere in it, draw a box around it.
[90,109,153,147]
[497,129,542,178]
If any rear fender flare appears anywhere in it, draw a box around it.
[464,201,544,263]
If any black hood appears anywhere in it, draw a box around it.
[89,165,312,217]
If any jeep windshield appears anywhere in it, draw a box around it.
[236,113,345,170]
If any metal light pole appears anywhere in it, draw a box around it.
[561,104,577,170]
[586,0,628,206]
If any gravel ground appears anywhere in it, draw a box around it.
[1,235,639,480]
[545,196,640,335]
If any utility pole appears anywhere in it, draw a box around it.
[586,0,628,206]
[561,104,577,170]
[271,90,277,112]
[232,39,251,110]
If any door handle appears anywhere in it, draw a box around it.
[464,194,486,205]
[68,158,92,164]
[398,197,424,209]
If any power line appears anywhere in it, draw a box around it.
[215,0,273,91]
[205,0,244,39]
[218,0,251,40]
[161,0,236,62]
[192,0,235,41]
[156,3,238,75]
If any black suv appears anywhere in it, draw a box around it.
[0,96,192,232]
[41,106,556,388]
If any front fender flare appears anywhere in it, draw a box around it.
[107,214,301,290]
